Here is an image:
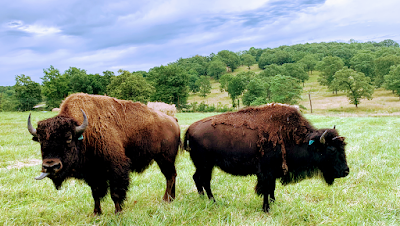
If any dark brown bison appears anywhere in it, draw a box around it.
[183,103,349,212]
[28,93,180,214]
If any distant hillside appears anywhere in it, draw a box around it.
[188,64,400,115]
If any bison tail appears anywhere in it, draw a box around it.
[183,129,191,152]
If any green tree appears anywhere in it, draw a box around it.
[107,70,154,103]
[282,63,309,86]
[258,49,292,69]
[14,74,42,111]
[268,75,302,105]
[350,51,376,79]
[316,56,345,92]
[333,67,374,107]
[219,73,233,92]
[298,54,318,74]
[227,75,246,107]
[217,50,240,72]
[195,75,212,97]
[258,64,286,77]
[207,60,226,79]
[0,89,19,111]
[379,39,400,48]
[374,55,400,87]
[41,65,71,108]
[147,64,189,109]
[188,74,200,93]
[242,77,267,106]
[241,54,256,70]
[384,65,400,98]
[66,67,91,94]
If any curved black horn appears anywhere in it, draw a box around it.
[333,125,336,129]
[320,130,328,144]
[27,113,37,137]
[75,109,88,135]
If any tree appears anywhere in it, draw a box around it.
[147,64,189,109]
[219,73,233,92]
[333,67,374,107]
[207,60,226,79]
[242,77,267,106]
[258,49,292,69]
[316,56,344,92]
[282,63,309,86]
[374,55,400,87]
[379,39,400,48]
[188,74,200,93]
[14,74,42,111]
[107,70,154,103]
[217,50,240,72]
[350,51,376,79]
[268,75,302,105]
[384,65,400,99]
[41,65,71,108]
[241,54,256,70]
[66,67,91,94]
[227,75,246,107]
[298,54,318,74]
[195,75,212,97]
[258,64,286,77]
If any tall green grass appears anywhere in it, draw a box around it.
[0,112,399,225]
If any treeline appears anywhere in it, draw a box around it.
[1,39,400,111]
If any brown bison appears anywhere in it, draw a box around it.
[183,103,349,212]
[28,93,180,214]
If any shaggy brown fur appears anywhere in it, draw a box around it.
[31,93,180,214]
[196,103,315,173]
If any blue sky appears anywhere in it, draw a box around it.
[1,0,399,86]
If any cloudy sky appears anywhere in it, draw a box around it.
[1,0,399,86]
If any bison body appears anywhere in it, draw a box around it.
[28,93,180,214]
[184,103,349,212]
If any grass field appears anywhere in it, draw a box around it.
[0,111,399,225]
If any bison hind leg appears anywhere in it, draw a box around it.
[193,167,215,201]
[155,157,177,202]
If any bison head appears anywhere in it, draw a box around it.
[28,110,88,189]
[311,129,349,185]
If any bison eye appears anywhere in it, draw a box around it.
[66,134,73,144]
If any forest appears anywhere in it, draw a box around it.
[1,39,400,112]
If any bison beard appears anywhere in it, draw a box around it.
[28,93,180,215]
[184,103,349,212]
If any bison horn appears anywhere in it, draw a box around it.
[333,125,336,129]
[27,113,37,137]
[320,130,328,144]
[75,109,88,136]
[35,172,49,180]
[332,136,345,141]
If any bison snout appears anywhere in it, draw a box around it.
[342,167,350,177]
[42,159,63,174]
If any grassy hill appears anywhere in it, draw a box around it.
[188,64,400,115]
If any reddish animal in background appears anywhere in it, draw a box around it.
[184,103,349,212]
[28,93,180,214]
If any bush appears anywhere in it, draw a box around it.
[183,101,233,112]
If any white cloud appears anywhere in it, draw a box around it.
[7,20,61,35]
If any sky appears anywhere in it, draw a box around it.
[1,0,399,86]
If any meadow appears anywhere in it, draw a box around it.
[0,111,399,225]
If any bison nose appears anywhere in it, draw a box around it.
[343,167,350,177]
[42,159,63,173]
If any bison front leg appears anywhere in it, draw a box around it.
[256,174,276,212]
[90,182,108,215]
[109,168,130,214]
